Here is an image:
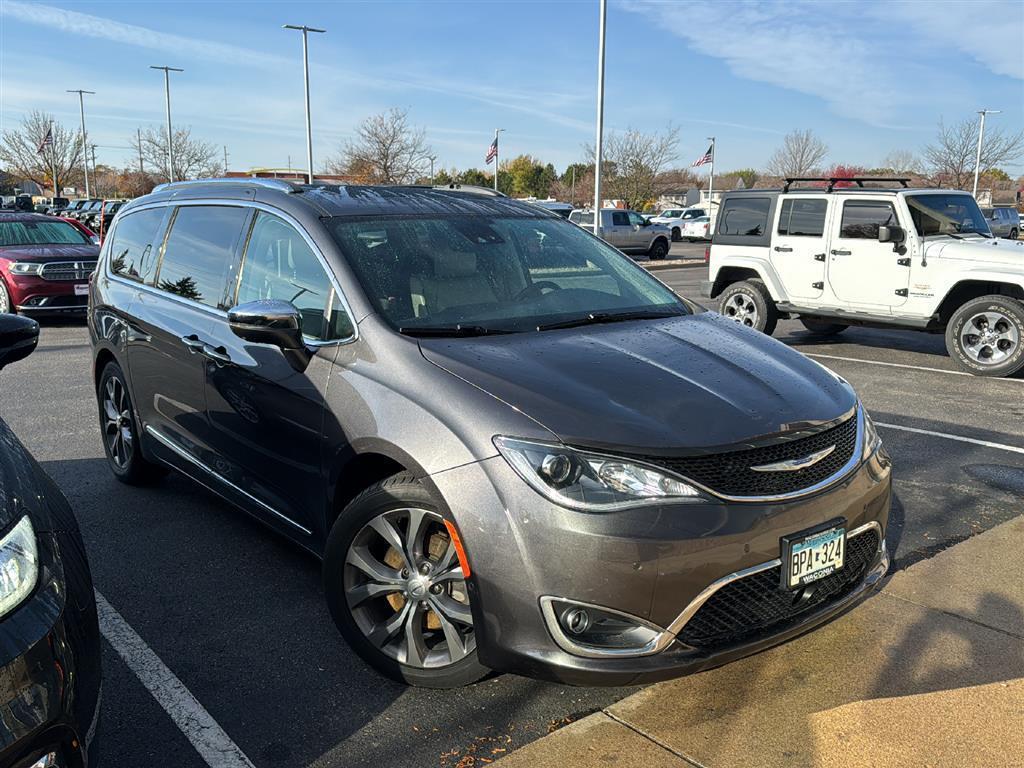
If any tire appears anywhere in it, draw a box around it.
[1010,228,1018,240]
[800,318,848,336]
[98,362,168,484]
[647,237,669,260]
[718,279,778,335]
[671,227,681,242]
[945,296,1024,377]
[0,279,12,314]
[323,472,489,688]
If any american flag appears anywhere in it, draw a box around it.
[691,144,713,167]
[485,136,498,165]
[37,127,53,155]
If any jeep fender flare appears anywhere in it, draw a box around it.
[708,256,787,302]
[932,271,1024,322]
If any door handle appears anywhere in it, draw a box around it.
[201,344,232,366]
[830,249,852,256]
[773,246,793,253]
[181,334,205,353]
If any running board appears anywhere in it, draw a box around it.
[776,303,935,330]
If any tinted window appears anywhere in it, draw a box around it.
[109,208,166,283]
[778,198,827,237]
[611,212,629,226]
[906,194,988,237]
[156,205,248,308]
[839,201,897,239]
[237,212,352,341]
[0,219,90,246]
[717,197,771,236]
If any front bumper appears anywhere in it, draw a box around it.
[6,275,89,315]
[430,445,892,686]
[0,528,102,767]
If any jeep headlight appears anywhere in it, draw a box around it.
[0,516,39,618]
[495,437,705,511]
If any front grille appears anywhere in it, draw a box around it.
[38,261,96,281]
[636,414,858,498]
[677,529,880,650]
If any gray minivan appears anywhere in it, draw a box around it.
[89,179,890,688]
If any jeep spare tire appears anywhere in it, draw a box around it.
[718,279,778,336]
[945,295,1024,377]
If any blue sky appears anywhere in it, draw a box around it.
[2,0,1022,177]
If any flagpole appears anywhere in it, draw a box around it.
[707,136,715,220]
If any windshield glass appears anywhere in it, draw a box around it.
[328,214,688,334]
[906,194,990,237]
[0,219,91,246]
[661,209,682,218]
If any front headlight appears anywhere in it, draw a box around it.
[862,408,882,457]
[0,516,39,618]
[9,262,43,276]
[495,437,705,511]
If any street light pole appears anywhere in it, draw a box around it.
[592,0,607,236]
[150,66,183,183]
[67,89,95,197]
[283,24,326,185]
[972,109,1001,200]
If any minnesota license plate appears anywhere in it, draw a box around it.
[74,283,89,296]
[781,522,845,590]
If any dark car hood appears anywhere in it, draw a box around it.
[419,313,856,453]
[0,244,99,262]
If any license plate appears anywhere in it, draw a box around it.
[74,283,89,296]
[781,522,845,589]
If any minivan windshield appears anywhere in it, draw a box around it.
[906,193,990,237]
[329,214,689,334]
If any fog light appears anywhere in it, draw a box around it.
[541,597,666,657]
[560,607,591,635]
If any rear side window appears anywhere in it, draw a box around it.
[717,197,771,237]
[777,199,827,237]
[108,208,166,283]
[156,205,249,309]
[237,212,353,341]
[839,201,897,239]
[611,212,629,226]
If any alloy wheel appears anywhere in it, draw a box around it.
[103,376,134,467]
[0,282,9,314]
[961,311,1020,366]
[723,291,760,328]
[344,508,474,669]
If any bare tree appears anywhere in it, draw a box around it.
[765,129,829,178]
[881,149,922,175]
[0,110,84,193]
[326,108,433,185]
[130,125,222,182]
[922,116,1024,190]
[586,124,680,210]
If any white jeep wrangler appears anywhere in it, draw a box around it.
[701,178,1024,377]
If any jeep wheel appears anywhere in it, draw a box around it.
[719,279,778,335]
[800,318,848,336]
[647,238,669,260]
[945,296,1024,377]
[671,227,681,242]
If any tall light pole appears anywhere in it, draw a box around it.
[592,0,607,236]
[283,24,325,184]
[150,66,183,183]
[67,89,95,197]
[973,109,1001,200]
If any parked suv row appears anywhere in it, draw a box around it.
[90,179,890,688]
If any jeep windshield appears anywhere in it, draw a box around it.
[329,214,689,335]
[906,193,991,238]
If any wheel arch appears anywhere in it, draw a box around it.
[934,279,1024,325]
[708,262,785,301]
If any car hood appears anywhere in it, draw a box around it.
[0,244,100,262]
[419,313,856,453]
[923,237,1024,267]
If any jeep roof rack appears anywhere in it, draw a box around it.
[783,177,911,193]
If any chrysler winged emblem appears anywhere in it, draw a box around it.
[751,445,836,473]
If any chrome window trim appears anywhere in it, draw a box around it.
[103,198,358,347]
[144,424,312,535]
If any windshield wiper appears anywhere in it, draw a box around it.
[536,309,684,332]
[398,324,513,337]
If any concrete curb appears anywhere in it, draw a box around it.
[642,259,705,271]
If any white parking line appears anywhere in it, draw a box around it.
[95,591,256,768]
[876,423,1024,455]
[806,353,974,377]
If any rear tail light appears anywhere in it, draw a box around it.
[704,246,711,262]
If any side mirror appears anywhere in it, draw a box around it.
[878,225,905,244]
[0,315,39,371]
[228,300,311,372]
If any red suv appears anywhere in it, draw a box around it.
[0,212,99,315]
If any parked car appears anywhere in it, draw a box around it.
[70,199,102,223]
[80,200,117,230]
[90,178,890,688]
[568,208,672,259]
[703,178,1024,376]
[62,200,88,217]
[34,197,70,216]
[0,212,99,314]
[90,200,127,237]
[980,206,1019,239]
[650,207,708,241]
[680,215,712,242]
[0,313,102,766]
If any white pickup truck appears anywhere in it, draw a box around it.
[701,179,1024,377]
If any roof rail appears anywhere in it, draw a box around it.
[430,183,507,198]
[783,177,911,193]
[152,177,299,194]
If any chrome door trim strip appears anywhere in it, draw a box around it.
[144,424,312,535]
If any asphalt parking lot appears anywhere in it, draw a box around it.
[2,252,1022,767]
